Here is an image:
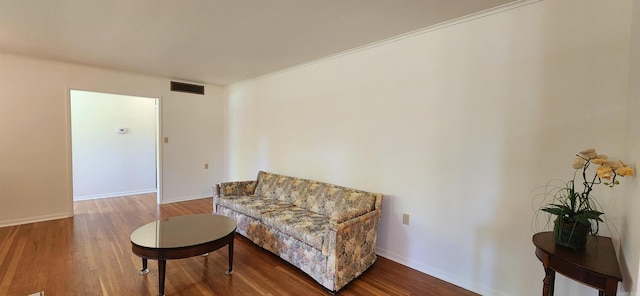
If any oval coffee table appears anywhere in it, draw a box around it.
[130,214,237,296]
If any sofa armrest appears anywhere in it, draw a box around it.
[214,180,257,199]
[324,207,382,256]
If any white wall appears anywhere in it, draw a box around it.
[161,88,224,202]
[70,90,157,200]
[0,53,225,227]
[225,1,633,295]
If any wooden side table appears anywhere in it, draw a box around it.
[532,232,622,296]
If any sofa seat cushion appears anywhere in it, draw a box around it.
[261,207,329,250]
[217,195,293,219]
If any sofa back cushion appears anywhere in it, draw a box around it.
[254,171,379,221]
[254,171,307,203]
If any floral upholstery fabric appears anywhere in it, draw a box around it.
[213,171,383,292]
[217,180,257,197]
[261,207,329,250]
[214,181,257,210]
[216,195,293,219]
[253,171,308,204]
[255,171,378,222]
[302,184,376,222]
[253,171,292,200]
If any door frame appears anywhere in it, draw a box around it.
[66,88,163,210]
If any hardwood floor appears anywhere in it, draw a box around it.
[0,194,478,296]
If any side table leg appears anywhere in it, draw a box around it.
[603,278,618,295]
[225,238,234,275]
[159,259,166,296]
[542,267,555,296]
[139,258,150,275]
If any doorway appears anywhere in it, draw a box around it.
[69,90,161,203]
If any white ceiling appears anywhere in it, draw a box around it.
[0,0,516,86]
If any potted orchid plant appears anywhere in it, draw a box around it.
[540,149,634,249]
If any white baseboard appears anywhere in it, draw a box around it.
[0,212,72,228]
[375,247,502,296]
[73,189,157,201]
[160,194,212,204]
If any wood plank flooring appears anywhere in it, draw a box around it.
[0,193,478,296]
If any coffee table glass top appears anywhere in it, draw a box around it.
[130,214,237,249]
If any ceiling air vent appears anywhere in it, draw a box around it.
[171,81,205,95]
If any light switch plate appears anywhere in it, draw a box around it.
[402,213,410,225]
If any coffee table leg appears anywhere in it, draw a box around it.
[159,259,166,296]
[139,258,150,275]
[225,238,234,275]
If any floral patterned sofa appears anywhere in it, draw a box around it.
[214,171,383,292]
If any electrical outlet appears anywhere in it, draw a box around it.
[164,137,169,143]
[204,163,208,169]
[402,213,410,225]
